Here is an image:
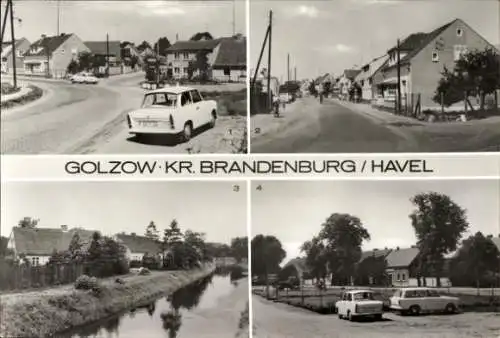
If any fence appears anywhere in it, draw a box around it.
[0,262,88,291]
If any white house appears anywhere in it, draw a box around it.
[353,55,389,101]
[114,233,162,262]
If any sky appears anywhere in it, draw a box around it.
[2,0,245,45]
[250,0,500,81]
[1,181,248,245]
[251,180,500,265]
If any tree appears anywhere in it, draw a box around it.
[230,237,248,263]
[188,50,210,81]
[449,232,500,288]
[184,230,206,262]
[154,37,171,56]
[251,235,286,279]
[355,255,389,286]
[300,236,328,283]
[409,192,469,287]
[68,232,84,261]
[145,221,160,241]
[137,40,152,52]
[0,236,13,257]
[433,47,500,111]
[18,217,39,228]
[163,219,184,245]
[189,32,213,41]
[67,59,79,74]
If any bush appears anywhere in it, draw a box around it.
[74,275,98,290]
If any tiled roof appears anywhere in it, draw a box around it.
[166,39,220,52]
[12,227,99,256]
[24,33,73,57]
[115,234,162,254]
[344,69,361,80]
[359,248,392,262]
[84,40,121,56]
[213,36,246,67]
[386,247,419,268]
[386,19,457,67]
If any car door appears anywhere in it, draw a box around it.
[337,293,345,315]
[190,90,205,126]
[415,289,430,311]
[426,289,443,311]
[180,91,194,128]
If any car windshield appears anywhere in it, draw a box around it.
[353,292,374,300]
[142,92,178,108]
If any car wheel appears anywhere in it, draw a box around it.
[445,303,457,314]
[347,311,352,321]
[409,305,421,316]
[337,311,343,319]
[209,111,216,128]
[181,122,193,143]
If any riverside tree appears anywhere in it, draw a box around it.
[449,232,500,288]
[231,237,248,263]
[319,213,371,285]
[409,192,469,287]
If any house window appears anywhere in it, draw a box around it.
[432,51,439,62]
[223,67,230,76]
[183,67,188,74]
[183,52,189,59]
[456,28,463,37]
[71,48,77,55]
[31,257,39,266]
[402,273,406,281]
[361,80,364,86]
[174,67,180,74]
[174,53,180,59]
[397,273,400,281]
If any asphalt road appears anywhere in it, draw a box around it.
[1,74,244,154]
[251,99,409,153]
[253,295,500,338]
[251,97,500,153]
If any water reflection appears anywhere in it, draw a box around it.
[64,269,247,338]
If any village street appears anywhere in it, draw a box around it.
[251,96,500,153]
[1,73,246,154]
[252,295,500,338]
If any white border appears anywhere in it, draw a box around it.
[246,178,253,338]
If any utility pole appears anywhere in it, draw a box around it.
[396,38,401,114]
[1,0,11,48]
[9,0,17,88]
[56,0,61,36]
[156,41,160,85]
[267,10,273,110]
[106,33,110,77]
[232,0,236,36]
[287,53,290,83]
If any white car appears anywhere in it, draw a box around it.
[70,72,99,84]
[389,287,460,315]
[127,86,217,142]
[336,290,384,321]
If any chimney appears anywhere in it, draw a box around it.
[373,248,378,251]
[131,232,136,236]
[61,225,68,232]
[396,246,400,251]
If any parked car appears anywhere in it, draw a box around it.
[127,86,217,142]
[70,72,99,84]
[389,287,460,315]
[336,290,384,321]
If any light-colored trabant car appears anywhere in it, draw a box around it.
[127,86,217,142]
[335,290,384,321]
[389,287,460,315]
[70,72,99,84]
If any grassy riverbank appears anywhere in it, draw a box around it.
[0,265,215,337]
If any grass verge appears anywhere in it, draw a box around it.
[1,85,43,110]
[0,265,215,337]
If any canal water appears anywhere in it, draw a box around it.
[62,268,247,338]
